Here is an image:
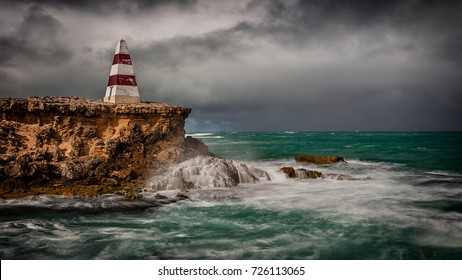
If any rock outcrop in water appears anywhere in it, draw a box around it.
[184,136,216,158]
[295,155,345,164]
[280,167,323,179]
[280,166,362,181]
[0,96,192,198]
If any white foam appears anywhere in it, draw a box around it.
[24,222,46,231]
[186,133,215,137]
[145,156,271,191]
[424,170,462,177]
[186,133,224,139]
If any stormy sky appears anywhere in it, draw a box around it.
[1,0,461,131]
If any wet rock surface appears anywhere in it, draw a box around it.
[295,155,345,164]
[184,136,216,158]
[280,165,362,181]
[280,167,323,179]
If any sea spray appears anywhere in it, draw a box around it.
[144,156,271,191]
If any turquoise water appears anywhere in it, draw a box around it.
[201,132,462,173]
[1,132,462,259]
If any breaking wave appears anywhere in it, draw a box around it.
[185,133,224,139]
[144,156,271,191]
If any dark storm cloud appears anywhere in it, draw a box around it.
[189,0,462,131]
[0,5,72,66]
[3,0,198,14]
[128,0,461,131]
[0,0,461,131]
[246,0,462,61]
[135,0,462,68]
[137,25,253,69]
[0,5,73,98]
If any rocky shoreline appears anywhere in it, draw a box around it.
[0,96,213,199]
[0,97,357,200]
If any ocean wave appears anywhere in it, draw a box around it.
[2,156,462,259]
[186,133,224,139]
[144,156,271,191]
[0,195,176,214]
[185,133,224,139]
[343,159,404,168]
[400,172,462,189]
[424,170,462,177]
[185,133,215,137]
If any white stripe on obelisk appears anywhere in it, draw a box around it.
[109,64,135,76]
[105,85,140,97]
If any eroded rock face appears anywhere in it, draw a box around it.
[0,96,191,198]
[184,136,216,158]
[295,155,345,164]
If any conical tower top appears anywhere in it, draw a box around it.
[103,39,140,104]
[115,39,129,54]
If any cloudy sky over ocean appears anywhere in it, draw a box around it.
[1,0,461,131]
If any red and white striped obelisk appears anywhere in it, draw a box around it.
[104,39,140,103]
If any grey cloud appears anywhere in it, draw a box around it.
[0,0,461,131]
[248,0,462,65]
[136,25,255,69]
[135,0,462,68]
[4,0,198,14]
[164,51,462,131]
[0,5,74,97]
[252,0,461,28]
[187,81,462,132]
[142,0,462,131]
[0,5,72,67]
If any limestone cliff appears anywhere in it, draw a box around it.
[0,96,192,198]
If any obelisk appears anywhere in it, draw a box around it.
[103,39,140,103]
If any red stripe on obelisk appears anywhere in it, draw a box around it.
[107,75,137,86]
[112,54,132,65]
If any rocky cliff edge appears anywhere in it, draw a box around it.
[0,96,195,198]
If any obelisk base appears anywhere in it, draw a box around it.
[103,95,140,104]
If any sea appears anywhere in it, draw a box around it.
[1,132,462,259]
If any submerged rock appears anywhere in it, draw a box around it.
[280,167,323,179]
[176,192,189,199]
[295,155,345,164]
[304,170,324,179]
[280,167,297,178]
[155,193,168,199]
[279,166,362,181]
